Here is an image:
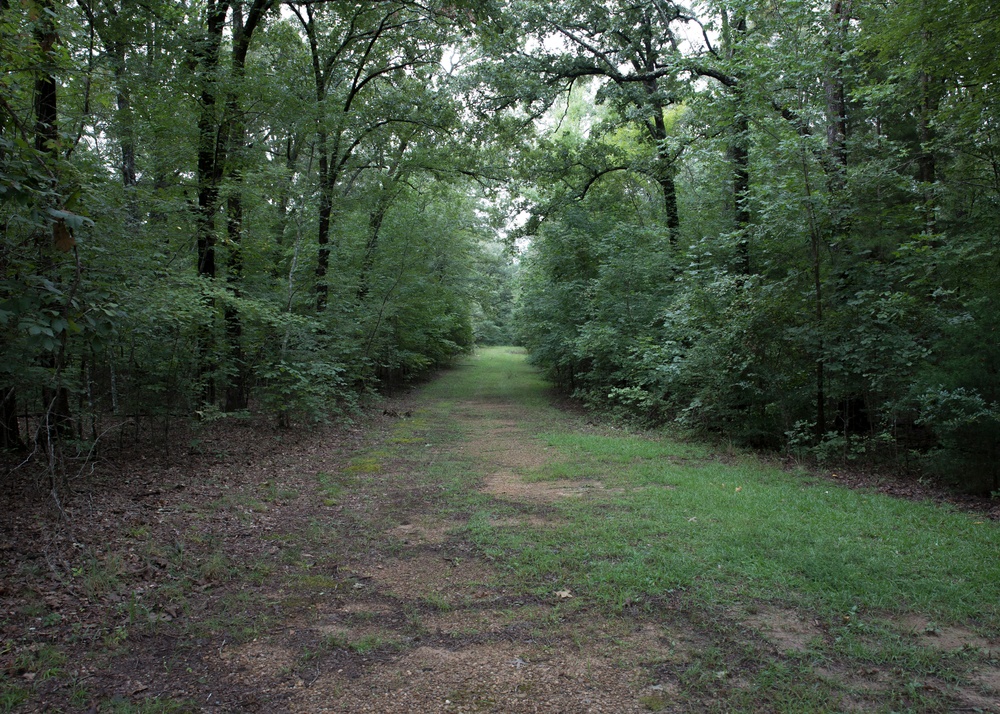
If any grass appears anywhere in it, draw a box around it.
[0,675,28,713]
[477,452,1000,620]
[430,352,1000,626]
[381,346,1000,711]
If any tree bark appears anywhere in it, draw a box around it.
[0,387,21,450]
[192,0,273,406]
[33,0,74,443]
[33,1,58,154]
[917,69,938,235]
[193,1,228,406]
[222,0,274,411]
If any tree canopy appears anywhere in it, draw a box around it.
[2,0,998,493]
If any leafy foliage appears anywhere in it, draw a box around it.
[511,0,1000,492]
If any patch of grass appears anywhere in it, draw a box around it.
[309,631,403,658]
[246,558,275,584]
[468,449,1000,623]
[638,692,669,711]
[189,591,269,643]
[345,457,383,475]
[74,552,125,599]
[258,480,299,501]
[420,592,452,611]
[68,682,92,708]
[542,431,712,462]
[349,633,396,654]
[0,674,28,712]
[14,644,67,680]
[199,551,233,582]
[524,461,594,482]
[317,471,355,505]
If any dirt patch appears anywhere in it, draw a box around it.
[389,520,457,545]
[290,639,653,713]
[974,666,1000,693]
[898,615,996,654]
[440,403,608,504]
[483,469,608,503]
[746,606,824,653]
[417,604,555,637]
[220,640,297,687]
[360,554,497,602]
[337,602,397,616]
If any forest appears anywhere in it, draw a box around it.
[2,0,999,495]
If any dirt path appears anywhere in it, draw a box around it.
[269,354,671,713]
[3,348,999,712]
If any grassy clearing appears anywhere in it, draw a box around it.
[384,347,1000,711]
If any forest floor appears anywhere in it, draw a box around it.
[2,347,1000,713]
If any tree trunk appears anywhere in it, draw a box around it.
[34,0,74,444]
[221,1,273,411]
[0,387,21,450]
[224,186,247,411]
[33,1,58,154]
[300,7,334,312]
[315,150,333,311]
[193,1,228,406]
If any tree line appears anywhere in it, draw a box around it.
[1,0,515,482]
[509,0,1000,493]
[3,0,998,495]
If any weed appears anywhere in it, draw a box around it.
[75,552,125,599]
[421,592,452,611]
[68,682,92,707]
[199,551,233,582]
[0,675,28,712]
[14,644,67,680]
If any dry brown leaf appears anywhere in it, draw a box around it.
[53,220,75,252]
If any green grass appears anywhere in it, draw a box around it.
[436,352,1000,626]
[381,346,1000,711]
[473,448,1000,622]
[0,675,28,713]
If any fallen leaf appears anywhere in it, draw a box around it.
[53,219,75,252]
[554,589,573,599]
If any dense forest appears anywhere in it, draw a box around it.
[2,0,998,494]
